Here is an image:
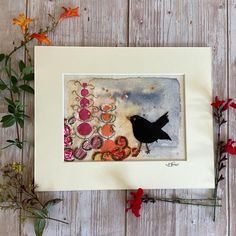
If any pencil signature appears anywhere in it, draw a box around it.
[165,162,179,167]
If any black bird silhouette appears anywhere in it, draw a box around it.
[128,112,171,154]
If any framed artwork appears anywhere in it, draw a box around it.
[35,47,214,191]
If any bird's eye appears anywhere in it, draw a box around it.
[133,117,136,121]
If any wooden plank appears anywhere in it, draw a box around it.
[0,0,27,236]
[228,0,236,235]
[22,0,128,235]
[127,1,228,236]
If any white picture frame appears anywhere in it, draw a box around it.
[35,46,214,191]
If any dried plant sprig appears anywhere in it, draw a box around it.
[0,163,68,236]
[211,96,236,221]
[126,188,222,218]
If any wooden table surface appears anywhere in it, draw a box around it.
[0,0,235,235]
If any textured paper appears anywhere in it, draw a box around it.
[35,47,214,191]
[63,75,186,161]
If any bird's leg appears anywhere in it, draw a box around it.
[145,143,150,154]
[138,142,142,151]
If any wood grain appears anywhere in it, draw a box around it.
[127,1,228,236]
[22,0,128,235]
[0,0,235,235]
[0,0,27,236]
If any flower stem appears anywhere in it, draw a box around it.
[24,215,69,225]
[213,112,222,221]
[142,196,222,207]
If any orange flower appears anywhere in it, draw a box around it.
[30,33,51,45]
[12,13,32,33]
[59,7,79,21]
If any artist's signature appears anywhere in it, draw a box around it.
[165,162,179,167]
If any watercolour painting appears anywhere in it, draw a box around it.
[64,75,186,162]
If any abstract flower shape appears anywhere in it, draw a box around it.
[30,33,51,45]
[59,7,79,21]
[131,147,140,157]
[82,140,93,151]
[79,108,91,121]
[74,147,87,160]
[111,147,125,161]
[90,135,103,149]
[100,104,116,112]
[64,124,71,136]
[100,140,117,153]
[92,152,103,161]
[115,136,128,148]
[64,149,74,161]
[101,113,115,123]
[12,13,32,33]
[64,136,72,147]
[77,122,92,136]
[102,152,114,161]
[126,188,144,217]
[224,139,236,155]
[100,124,115,138]
[81,88,89,97]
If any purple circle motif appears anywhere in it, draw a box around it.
[79,109,91,121]
[90,135,103,149]
[81,88,89,97]
[74,147,87,160]
[77,123,92,136]
[80,98,90,107]
[82,140,92,151]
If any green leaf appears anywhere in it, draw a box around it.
[4,97,15,106]
[43,198,62,210]
[32,209,48,219]
[6,140,16,143]
[15,117,24,128]
[8,104,15,113]
[0,83,7,90]
[19,84,34,94]
[22,66,33,75]
[11,76,17,85]
[23,73,34,81]
[1,115,15,127]
[34,218,46,236]
[0,54,5,62]
[19,60,26,72]
[12,85,19,94]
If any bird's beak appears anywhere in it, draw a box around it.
[126,116,130,120]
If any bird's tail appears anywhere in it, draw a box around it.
[154,112,169,129]
[159,129,171,140]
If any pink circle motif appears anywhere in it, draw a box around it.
[64,136,72,147]
[64,124,71,136]
[80,98,90,107]
[79,109,91,121]
[82,82,88,87]
[64,149,74,161]
[77,123,92,136]
[81,88,89,97]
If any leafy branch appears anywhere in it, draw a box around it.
[0,163,68,236]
